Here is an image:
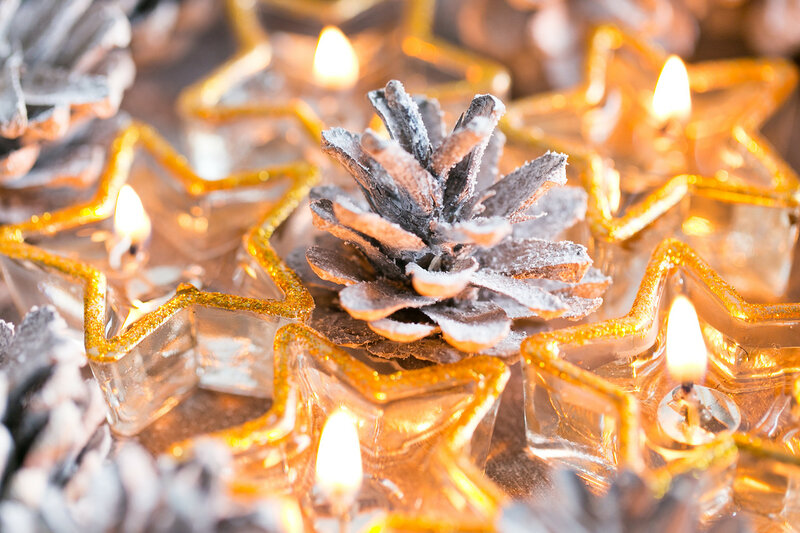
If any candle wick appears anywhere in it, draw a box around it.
[672,382,701,431]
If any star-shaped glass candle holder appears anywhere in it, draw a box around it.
[501,25,800,315]
[0,121,318,435]
[170,323,509,530]
[257,0,510,117]
[179,0,510,184]
[521,238,800,527]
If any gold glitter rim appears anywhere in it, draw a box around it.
[501,25,800,243]
[177,0,325,143]
[172,322,509,529]
[0,122,319,362]
[521,238,800,485]
[183,0,510,131]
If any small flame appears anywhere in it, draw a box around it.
[312,26,359,90]
[666,295,707,383]
[113,185,151,244]
[652,55,691,124]
[315,409,363,510]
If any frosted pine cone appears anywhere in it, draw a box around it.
[745,0,800,55]
[0,115,130,225]
[0,307,110,531]
[453,0,699,90]
[500,469,749,533]
[64,441,298,533]
[0,0,134,182]
[303,80,608,362]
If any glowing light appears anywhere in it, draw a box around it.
[113,185,151,244]
[681,215,714,237]
[666,295,708,383]
[652,55,691,124]
[315,409,363,512]
[312,26,359,90]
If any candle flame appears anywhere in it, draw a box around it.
[113,185,151,244]
[666,295,707,383]
[652,55,691,124]
[312,26,359,90]
[315,409,362,510]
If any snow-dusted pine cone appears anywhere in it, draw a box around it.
[0,0,134,182]
[65,441,297,533]
[302,80,608,362]
[500,469,749,533]
[745,0,800,55]
[0,306,110,532]
[0,114,129,225]
[0,309,296,532]
[453,0,699,90]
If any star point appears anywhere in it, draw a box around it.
[520,237,800,521]
[0,119,318,433]
[502,27,800,300]
[171,322,510,529]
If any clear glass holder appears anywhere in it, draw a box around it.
[501,25,800,316]
[0,122,318,436]
[171,323,509,530]
[521,238,800,526]
[176,0,510,182]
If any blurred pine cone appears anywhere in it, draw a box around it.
[451,0,699,91]
[303,80,607,362]
[500,469,750,533]
[0,306,110,532]
[64,441,299,533]
[0,0,135,182]
[0,114,130,225]
[0,308,299,532]
[744,0,800,55]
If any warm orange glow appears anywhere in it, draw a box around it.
[312,26,359,90]
[113,185,151,244]
[315,409,363,510]
[652,55,691,124]
[666,295,707,383]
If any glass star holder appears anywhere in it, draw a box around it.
[521,238,800,527]
[501,25,800,316]
[170,323,509,531]
[0,121,318,436]
[255,0,511,118]
[178,0,510,186]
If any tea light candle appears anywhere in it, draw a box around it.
[315,409,363,532]
[657,296,741,446]
[651,55,692,127]
[645,55,693,177]
[312,26,360,91]
[107,184,152,272]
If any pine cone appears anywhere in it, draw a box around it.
[0,114,130,225]
[745,0,800,55]
[0,306,110,532]
[0,0,134,182]
[304,80,608,361]
[500,469,750,533]
[121,0,217,65]
[64,440,297,533]
[454,0,698,90]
